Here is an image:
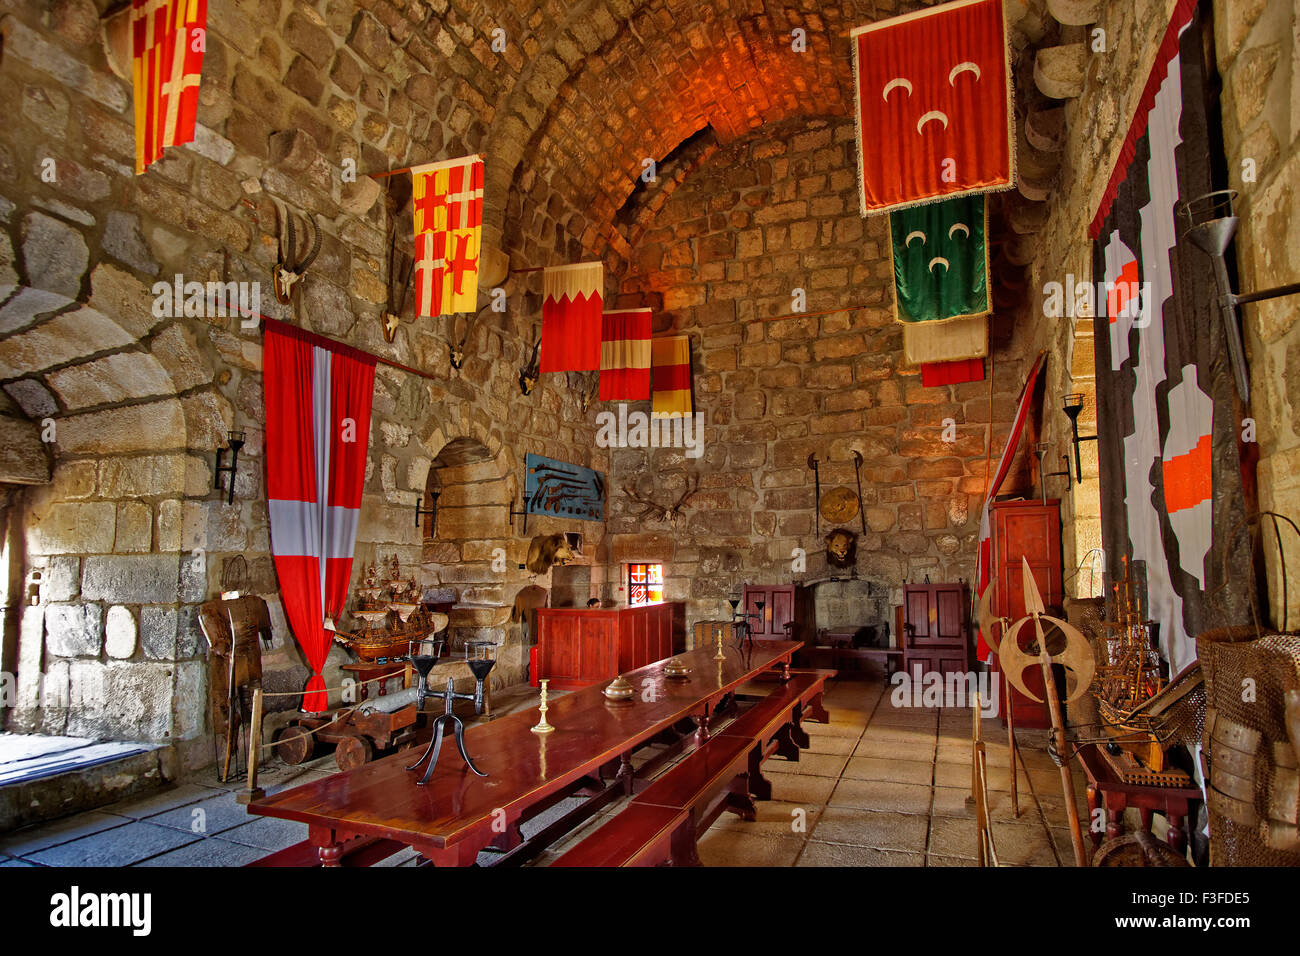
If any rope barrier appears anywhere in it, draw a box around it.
[258,669,409,698]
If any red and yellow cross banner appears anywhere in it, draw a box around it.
[411,155,484,318]
[132,0,207,175]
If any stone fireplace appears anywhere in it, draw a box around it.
[810,578,894,646]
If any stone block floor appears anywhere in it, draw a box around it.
[0,676,1084,867]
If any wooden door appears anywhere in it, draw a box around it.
[991,500,1062,728]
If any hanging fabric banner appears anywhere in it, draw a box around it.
[599,308,652,401]
[132,0,208,174]
[852,0,1013,215]
[921,358,984,387]
[411,154,483,318]
[540,262,603,373]
[974,350,1045,661]
[651,334,692,419]
[891,193,990,323]
[902,313,988,365]
[1090,0,1251,676]
[263,318,375,713]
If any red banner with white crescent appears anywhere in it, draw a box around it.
[131,0,207,174]
[264,319,375,713]
[852,0,1013,215]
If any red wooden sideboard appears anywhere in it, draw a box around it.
[536,602,682,689]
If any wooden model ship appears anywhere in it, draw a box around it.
[1093,557,1188,781]
[331,556,440,662]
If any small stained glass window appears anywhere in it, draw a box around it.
[627,563,664,606]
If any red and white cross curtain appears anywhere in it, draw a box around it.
[264,318,375,713]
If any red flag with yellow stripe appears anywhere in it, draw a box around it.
[411,155,483,318]
[132,0,207,175]
[651,335,692,419]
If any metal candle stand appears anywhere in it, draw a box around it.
[727,597,760,651]
[405,654,495,784]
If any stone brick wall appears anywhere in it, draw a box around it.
[606,116,1026,630]
[0,0,613,768]
[1215,0,1300,626]
[1021,0,1300,618]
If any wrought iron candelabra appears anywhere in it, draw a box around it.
[405,654,494,784]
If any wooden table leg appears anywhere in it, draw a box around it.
[310,825,344,867]
[1104,794,1126,841]
[1139,806,1154,833]
[1167,799,1190,854]
[1087,784,1102,848]
[691,711,710,747]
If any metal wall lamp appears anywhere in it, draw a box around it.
[214,430,245,505]
[1062,394,1097,483]
[1034,441,1073,502]
[1181,190,1300,404]
[415,490,440,530]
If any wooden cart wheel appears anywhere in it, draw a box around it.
[335,735,374,772]
[275,725,315,765]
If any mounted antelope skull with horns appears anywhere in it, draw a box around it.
[518,337,542,395]
[271,199,322,304]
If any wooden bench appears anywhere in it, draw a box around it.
[719,670,832,800]
[548,804,688,867]
[247,835,408,867]
[551,669,835,867]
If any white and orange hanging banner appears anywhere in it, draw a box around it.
[132,0,208,174]
[411,155,483,318]
[540,262,603,373]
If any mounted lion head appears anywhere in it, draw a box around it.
[825,528,857,569]
[525,533,574,575]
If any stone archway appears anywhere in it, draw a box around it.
[0,268,227,756]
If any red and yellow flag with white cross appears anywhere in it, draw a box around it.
[131,0,208,175]
[411,155,483,318]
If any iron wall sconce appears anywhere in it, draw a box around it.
[1063,394,1097,483]
[1034,442,1073,502]
[1180,190,1300,404]
[214,430,245,505]
[415,490,440,530]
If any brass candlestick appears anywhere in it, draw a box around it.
[713,623,726,661]
[531,678,555,734]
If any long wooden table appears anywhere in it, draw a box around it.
[247,640,800,866]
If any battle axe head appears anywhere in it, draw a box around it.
[997,558,1094,704]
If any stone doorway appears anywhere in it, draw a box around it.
[420,437,521,684]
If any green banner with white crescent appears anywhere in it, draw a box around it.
[890,194,990,324]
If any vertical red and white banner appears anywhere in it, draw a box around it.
[131,0,207,175]
[411,155,484,318]
[975,350,1045,661]
[599,308,652,401]
[540,262,603,373]
[264,319,375,713]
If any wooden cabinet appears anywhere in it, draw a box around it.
[536,602,681,689]
[743,584,814,658]
[989,499,1063,729]
[902,582,970,678]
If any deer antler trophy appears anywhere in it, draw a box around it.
[621,475,700,526]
